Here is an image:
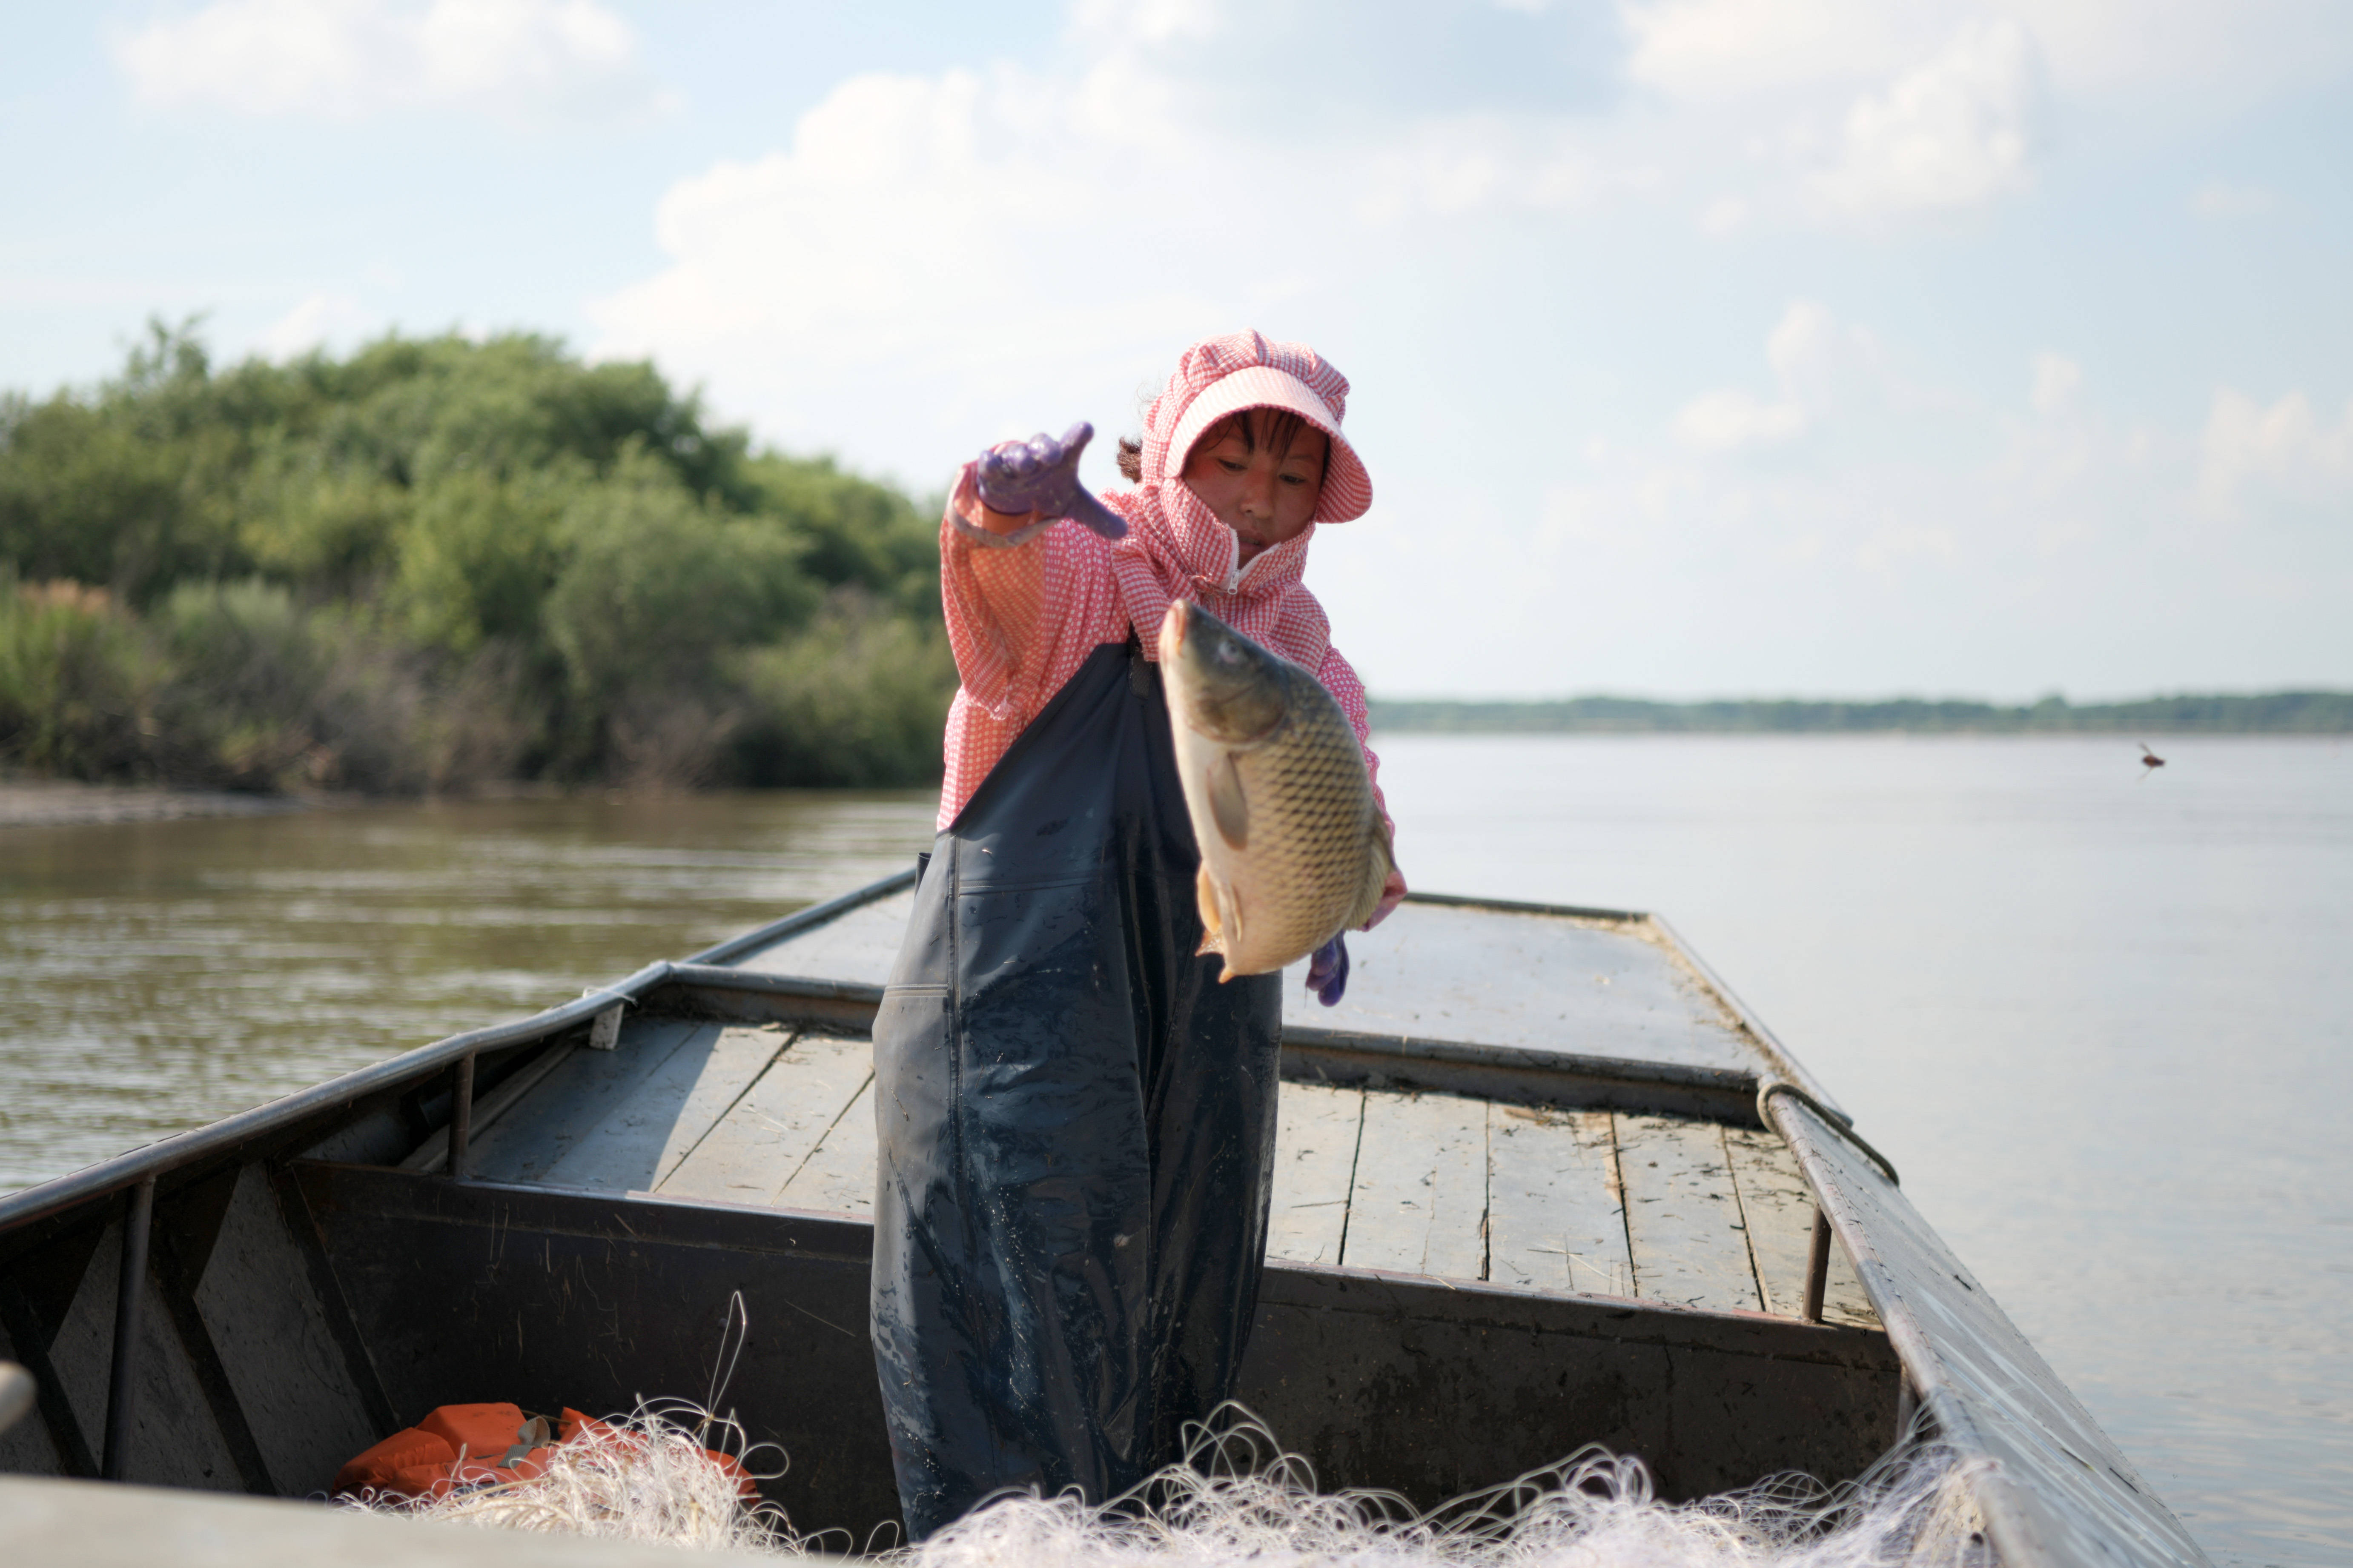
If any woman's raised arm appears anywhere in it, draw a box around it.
[938,423,1128,730]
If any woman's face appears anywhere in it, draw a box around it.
[1180,411,1328,565]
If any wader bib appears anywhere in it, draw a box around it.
[870,636,1283,1539]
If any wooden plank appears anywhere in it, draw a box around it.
[657,1034,873,1206]
[774,1075,878,1217]
[1267,1084,1364,1266]
[1487,1104,1631,1297]
[1614,1114,1760,1313]
[1341,1090,1487,1280]
[536,1025,790,1195]
[1723,1126,1879,1327]
[466,1019,703,1187]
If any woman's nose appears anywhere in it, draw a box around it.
[1240,467,1275,518]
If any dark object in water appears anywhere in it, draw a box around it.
[2140,743,2167,777]
[0,869,2213,1566]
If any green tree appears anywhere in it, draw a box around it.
[0,323,954,790]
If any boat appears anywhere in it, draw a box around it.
[0,873,2209,1564]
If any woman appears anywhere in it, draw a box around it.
[869,331,1404,1538]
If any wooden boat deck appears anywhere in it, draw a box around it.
[455,1017,1877,1327]
[442,884,1874,1329]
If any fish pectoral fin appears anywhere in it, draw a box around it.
[1195,864,1227,956]
[1207,751,1249,850]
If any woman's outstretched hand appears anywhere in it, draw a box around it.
[974,422,1128,540]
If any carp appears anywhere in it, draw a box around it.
[1159,600,1395,981]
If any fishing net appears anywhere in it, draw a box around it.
[346,1402,1991,1568]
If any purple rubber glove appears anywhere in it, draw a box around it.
[1306,935,1350,1007]
[974,421,1128,541]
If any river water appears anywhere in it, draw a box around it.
[1,736,2344,1566]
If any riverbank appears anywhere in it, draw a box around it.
[0,780,311,828]
[1367,689,2353,734]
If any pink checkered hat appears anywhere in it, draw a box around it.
[1145,332,1373,525]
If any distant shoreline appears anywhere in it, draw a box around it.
[1366,691,2353,735]
[0,781,312,829]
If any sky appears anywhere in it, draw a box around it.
[3,0,2349,701]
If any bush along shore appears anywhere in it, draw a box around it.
[0,324,955,793]
[1367,691,2353,735]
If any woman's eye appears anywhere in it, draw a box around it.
[1219,458,1245,473]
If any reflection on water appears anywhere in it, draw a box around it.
[3,739,2348,1567]
[0,791,936,1193]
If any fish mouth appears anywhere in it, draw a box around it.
[1159,600,1190,659]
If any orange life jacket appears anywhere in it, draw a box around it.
[332,1402,754,1501]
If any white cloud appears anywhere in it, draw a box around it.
[1674,389,1807,452]
[1815,19,2046,214]
[585,65,1237,476]
[583,25,1660,476]
[112,0,662,123]
[2190,181,2278,219]
[1697,195,1750,235]
[1472,326,2324,699]
[2198,388,2353,520]
[1068,0,1223,49]
[2014,0,2353,97]
[1353,117,1631,223]
[253,289,384,357]
[1620,0,1933,98]
[1766,299,1875,403]
[1616,1,2349,229]
[1621,0,2352,100]
[2030,352,2082,418]
[1855,522,1958,571]
[1673,300,1877,452]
